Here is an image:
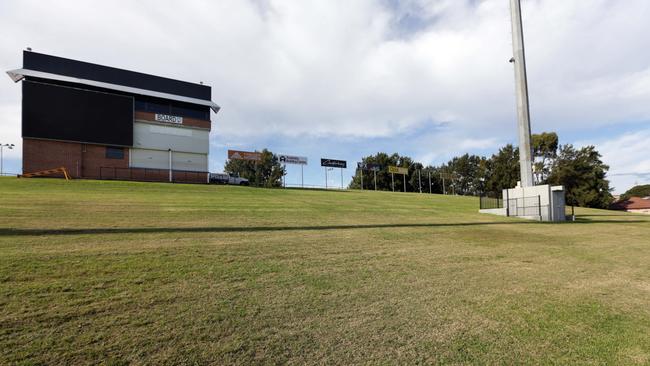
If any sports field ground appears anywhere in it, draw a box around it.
[1,177,649,364]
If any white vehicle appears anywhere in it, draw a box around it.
[209,173,249,186]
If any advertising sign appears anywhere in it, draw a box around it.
[321,158,347,168]
[358,162,381,171]
[155,114,183,124]
[228,149,262,162]
[279,154,308,165]
[388,166,408,175]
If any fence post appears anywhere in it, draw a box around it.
[538,195,542,221]
[505,189,510,217]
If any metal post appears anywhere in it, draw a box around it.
[392,173,394,192]
[418,170,421,193]
[168,149,172,182]
[374,170,377,191]
[538,195,542,221]
[360,168,363,190]
[340,167,343,189]
[428,171,432,194]
[505,189,510,217]
[442,173,446,195]
[301,165,304,188]
[510,0,534,188]
[325,167,328,189]
[403,174,406,193]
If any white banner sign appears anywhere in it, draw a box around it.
[155,114,183,124]
[279,154,308,165]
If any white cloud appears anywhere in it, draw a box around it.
[1,0,649,188]
[578,129,650,194]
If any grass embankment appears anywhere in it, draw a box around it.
[1,177,649,364]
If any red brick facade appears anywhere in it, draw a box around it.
[23,138,207,183]
[23,138,129,179]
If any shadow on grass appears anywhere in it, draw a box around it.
[576,213,649,218]
[0,219,647,237]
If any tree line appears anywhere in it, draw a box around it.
[224,149,285,188]
[349,132,613,208]
[224,132,613,209]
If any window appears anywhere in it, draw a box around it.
[135,97,210,121]
[106,147,125,159]
[171,104,210,120]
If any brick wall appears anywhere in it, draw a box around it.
[23,138,128,179]
[23,138,207,183]
[82,144,129,179]
[23,139,82,178]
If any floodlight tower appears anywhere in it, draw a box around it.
[509,0,534,187]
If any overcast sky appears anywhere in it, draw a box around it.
[1,0,649,192]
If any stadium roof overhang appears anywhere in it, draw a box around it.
[6,68,221,114]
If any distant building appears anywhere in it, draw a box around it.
[611,196,650,214]
[6,51,220,183]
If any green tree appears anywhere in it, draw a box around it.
[224,149,285,188]
[547,145,613,208]
[408,165,445,194]
[620,184,650,201]
[485,144,520,194]
[446,154,489,196]
[532,132,559,184]
[349,153,419,191]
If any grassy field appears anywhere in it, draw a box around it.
[1,177,649,365]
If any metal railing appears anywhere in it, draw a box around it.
[479,192,504,210]
[480,196,504,210]
[506,195,546,221]
[480,192,548,221]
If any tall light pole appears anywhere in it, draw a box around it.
[1,143,15,176]
[509,0,534,187]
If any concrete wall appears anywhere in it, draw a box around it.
[130,148,207,173]
[502,184,565,222]
[133,122,209,155]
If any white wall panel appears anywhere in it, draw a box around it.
[133,122,209,154]
[130,149,169,170]
[130,148,208,172]
[172,152,208,172]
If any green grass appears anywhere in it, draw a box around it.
[1,177,649,365]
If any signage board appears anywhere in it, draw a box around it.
[388,166,408,175]
[321,158,347,168]
[358,162,381,171]
[155,113,183,124]
[228,149,262,162]
[279,154,308,165]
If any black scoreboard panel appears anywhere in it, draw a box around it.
[22,81,134,146]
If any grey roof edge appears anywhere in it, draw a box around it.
[6,68,221,114]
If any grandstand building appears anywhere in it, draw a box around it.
[6,51,219,183]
